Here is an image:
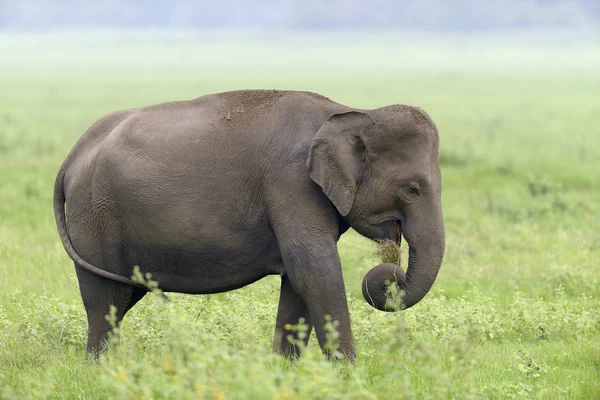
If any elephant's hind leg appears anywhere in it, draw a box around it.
[75,264,146,358]
[273,274,313,358]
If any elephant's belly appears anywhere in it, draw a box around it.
[121,241,284,294]
[111,202,283,293]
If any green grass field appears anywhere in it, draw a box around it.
[0,32,599,399]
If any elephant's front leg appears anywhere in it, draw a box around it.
[273,274,313,358]
[276,234,356,362]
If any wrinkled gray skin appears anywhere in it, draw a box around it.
[54,90,445,362]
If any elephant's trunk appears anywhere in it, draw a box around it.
[362,214,445,311]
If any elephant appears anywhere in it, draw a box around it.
[53,89,445,362]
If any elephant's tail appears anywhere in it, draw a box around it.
[53,165,144,288]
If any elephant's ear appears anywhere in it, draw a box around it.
[307,111,376,216]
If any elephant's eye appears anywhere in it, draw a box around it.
[398,181,421,203]
[407,182,420,195]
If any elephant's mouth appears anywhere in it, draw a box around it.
[395,221,402,245]
[370,219,403,262]
[376,218,402,245]
[358,216,403,248]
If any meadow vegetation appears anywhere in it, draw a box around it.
[0,32,599,399]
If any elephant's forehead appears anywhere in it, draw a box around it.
[371,122,434,157]
[372,104,437,135]
[372,135,437,179]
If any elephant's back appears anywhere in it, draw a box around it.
[91,90,343,176]
[63,89,343,204]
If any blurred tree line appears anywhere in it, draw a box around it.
[0,0,598,30]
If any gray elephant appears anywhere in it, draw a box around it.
[53,90,445,361]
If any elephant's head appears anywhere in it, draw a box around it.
[307,106,445,311]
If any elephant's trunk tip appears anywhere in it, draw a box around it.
[361,263,407,312]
